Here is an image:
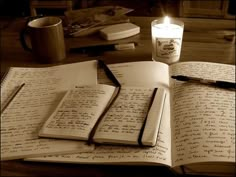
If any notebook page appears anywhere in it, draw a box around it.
[39,85,116,140]
[93,86,155,145]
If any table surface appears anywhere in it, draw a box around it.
[0,16,235,177]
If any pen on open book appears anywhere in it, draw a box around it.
[171,75,236,89]
[1,83,25,113]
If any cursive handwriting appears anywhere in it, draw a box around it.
[171,62,235,166]
[94,87,155,144]
[41,85,116,139]
[1,62,97,160]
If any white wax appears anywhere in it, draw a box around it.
[152,21,184,64]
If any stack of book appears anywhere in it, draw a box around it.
[63,6,133,37]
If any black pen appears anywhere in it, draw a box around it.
[171,75,236,89]
[69,42,136,53]
[1,83,25,113]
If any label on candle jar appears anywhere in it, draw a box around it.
[154,38,181,59]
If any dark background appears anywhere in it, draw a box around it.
[0,0,179,17]
[0,0,30,16]
[0,0,235,17]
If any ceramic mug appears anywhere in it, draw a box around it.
[20,16,66,63]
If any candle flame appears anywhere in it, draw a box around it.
[164,16,170,25]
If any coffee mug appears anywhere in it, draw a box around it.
[20,16,66,63]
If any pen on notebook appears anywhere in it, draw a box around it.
[1,83,25,113]
[171,75,236,89]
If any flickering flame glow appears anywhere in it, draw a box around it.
[164,16,170,25]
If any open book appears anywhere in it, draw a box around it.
[27,61,235,176]
[38,66,166,146]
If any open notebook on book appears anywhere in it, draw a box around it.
[38,60,166,146]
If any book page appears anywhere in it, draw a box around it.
[39,85,116,140]
[93,86,156,145]
[106,61,170,88]
[170,62,235,166]
[1,61,97,160]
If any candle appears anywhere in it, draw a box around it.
[151,16,184,64]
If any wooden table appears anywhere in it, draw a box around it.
[0,16,235,177]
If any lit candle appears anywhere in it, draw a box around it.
[151,16,184,64]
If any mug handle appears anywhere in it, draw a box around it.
[20,15,44,51]
[20,28,31,51]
